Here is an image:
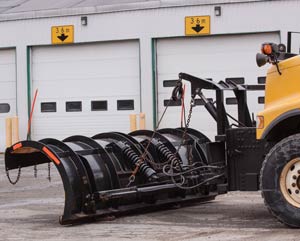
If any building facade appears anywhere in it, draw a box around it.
[0,0,299,150]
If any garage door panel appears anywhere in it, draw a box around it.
[0,100,15,113]
[157,32,279,139]
[35,95,139,113]
[34,59,138,80]
[33,42,139,61]
[0,49,16,151]
[32,101,140,140]
[0,82,16,99]
[34,77,139,98]
[33,115,133,136]
[158,52,269,75]
[0,66,15,81]
[32,41,140,141]
[157,34,274,55]
[0,49,15,61]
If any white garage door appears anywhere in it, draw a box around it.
[31,41,140,141]
[156,32,280,139]
[0,49,16,151]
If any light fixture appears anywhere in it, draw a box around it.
[214,6,221,16]
[81,16,88,26]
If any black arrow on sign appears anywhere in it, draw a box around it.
[192,24,204,33]
[57,33,68,42]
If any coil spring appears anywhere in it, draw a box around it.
[156,144,181,166]
[123,146,157,179]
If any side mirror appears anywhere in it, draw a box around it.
[256,53,268,67]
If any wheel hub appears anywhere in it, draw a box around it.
[280,158,300,208]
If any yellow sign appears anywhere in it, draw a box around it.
[185,16,210,36]
[51,25,74,44]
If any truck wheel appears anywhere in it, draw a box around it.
[260,133,300,227]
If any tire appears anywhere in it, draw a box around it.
[260,133,300,227]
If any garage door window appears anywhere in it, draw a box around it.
[0,103,10,113]
[66,101,82,112]
[91,100,107,111]
[41,102,56,112]
[117,100,134,110]
[225,77,245,85]
[195,98,213,106]
[163,80,177,87]
[226,98,238,105]
[258,77,266,84]
[164,99,181,107]
[258,97,265,104]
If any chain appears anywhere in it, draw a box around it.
[185,98,193,167]
[33,163,51,181]
[34,165,37,178]
[6,167,21,185]
[164,99,226,190]
[186,99,194,129]
[173,97,195,161]
[48,162,51,182]
[126,96,174,186]
[126,84,195,187]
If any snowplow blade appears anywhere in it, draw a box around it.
[5,129,226,225]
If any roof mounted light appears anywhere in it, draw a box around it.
[256,53,268,67]
[261,44,273,55]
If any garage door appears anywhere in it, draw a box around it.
[156,32,280,139]
[31,40,140,141]
[0,49,16,151]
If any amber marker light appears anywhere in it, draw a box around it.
[257,116,264,129]
[262,44,272,55]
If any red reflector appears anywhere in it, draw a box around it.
[12,143,22,150]
[42,146,60,165]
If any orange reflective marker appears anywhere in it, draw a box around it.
[12,142,22,150]
[257,116,264,129]
[42,146,61,165]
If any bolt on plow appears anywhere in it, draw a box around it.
[5,127,226,225]
[5,41,300,227]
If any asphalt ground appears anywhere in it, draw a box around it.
[0,155,300,241]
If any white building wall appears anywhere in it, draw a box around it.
[0,0,300,139]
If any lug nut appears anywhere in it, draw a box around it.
[296,190,299,194]
[292,183,297,187]
[293,175,297,180]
